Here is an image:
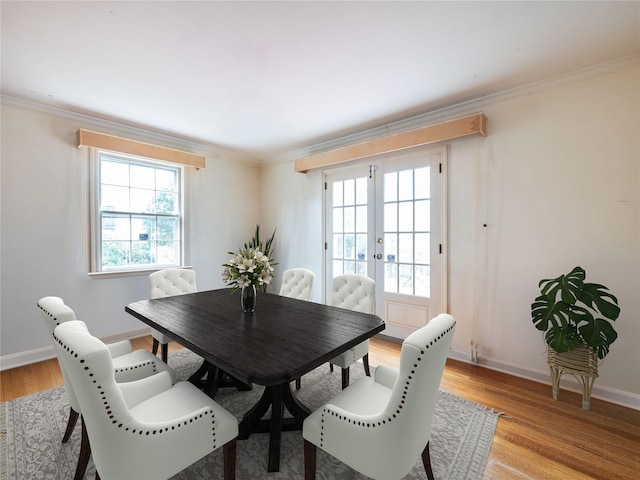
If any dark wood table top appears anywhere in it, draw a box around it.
[125,288,385,387]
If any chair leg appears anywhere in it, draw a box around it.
[304,439,317,480]
[422,442,434,480]
[62,407,79,443]
[341,367,350,389]
[363,353,371,376]
[161,342,168,363]
[152,338,159,355]
[295,377,301,390]
[223,438,237,480]
[75,417,91,480]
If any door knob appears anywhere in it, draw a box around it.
[375,253,383,260]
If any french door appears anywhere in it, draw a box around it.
[324,148,447,340]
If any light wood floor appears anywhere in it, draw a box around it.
[2,336,639,479]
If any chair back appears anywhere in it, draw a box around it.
[329,274,375,314]
[37,296,81,411]
[378,314,456,477]
[279,268,315,301]
[149,268,197,299]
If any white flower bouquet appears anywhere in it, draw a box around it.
[222,247,275,292]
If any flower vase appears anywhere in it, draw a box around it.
[241,284,257,313]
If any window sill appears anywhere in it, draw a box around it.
[88,266,193,279]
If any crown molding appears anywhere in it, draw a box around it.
[266,54,639,167]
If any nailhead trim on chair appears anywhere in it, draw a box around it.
[113,361,158,375]
[53,332,220,449]
[318,322,456,448]
[37,303,63,326]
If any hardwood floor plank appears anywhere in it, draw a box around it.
[1,335,638,479]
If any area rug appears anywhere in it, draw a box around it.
[1,350,500,479]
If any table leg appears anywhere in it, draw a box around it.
[238,382,312,472]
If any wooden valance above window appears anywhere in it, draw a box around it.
[295,113,487,173]
[76,129,205,169]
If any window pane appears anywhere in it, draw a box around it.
[398,170,413,201]
[131,241,154,266]
[414,167,430,199]
[157,240,179,265]
[158,217,179,241]
[398,202,413,231]
[415,233,430,264]
[385,263,397,293]
[333,181,343,207]
[102,241,130,268]
[130,164,155,189]
[344,206,355,232]
[132,216,155,241]
[399,264,414,295]
[130,188,155,213]
[384,203,397,232]
[333,234,344,259]
[102,215,130,240]
[101,160,129,186]
[415,265,430,297]
[333,208,343,233]
[344,234,355,259]
[415,200,429,232]
[356,261,367,275]
[355,205,367,232]
[156,192,178,215]
[344,179,355,206]
[385,233,397,263]
[399,233,413,263]
[344,261,356,274]
[156,168,177,192]
[333,260,344,276]
[384,172,397,202]
[101,185,129,211]
[356,234,367,262]
[355,177,367,205]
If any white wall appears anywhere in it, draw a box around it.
[0,105,261,361]
[263,66,640,405]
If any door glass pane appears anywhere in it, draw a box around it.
[384,203,397,232]
[385,263,397,293]
[356,234,367,261]
[356,177,367,204]
[415,233,430,264]
[355,205,367,232]
[333,234,343,258]
[415,200,429,231]
[333,181,344,206]
[344,234,355,259]
[333,208,343,233]
[344,179,355,205]
[398,170,413,201]
[384,233,397,262]
[398,202,413,231]
[399,264,414,295]
[344,206,355,232]
[384,172,397,202]
[414,167,430,199]
[398,233,413,263]
[415,265,430,297]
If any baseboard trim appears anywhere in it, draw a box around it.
[0,326,151,371]
[448,348,640,411]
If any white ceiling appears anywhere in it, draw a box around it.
[2,1,639,162]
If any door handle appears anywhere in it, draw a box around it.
[375,253,383,260]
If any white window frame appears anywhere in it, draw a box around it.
[89,149,187,276]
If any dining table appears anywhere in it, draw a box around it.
[125,288,385,472]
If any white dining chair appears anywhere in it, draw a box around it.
[328,274,375,389]
[37,296,176,480]
[148,268,197,363]
[53,320,238,480]
[279,268,315,301]
[279,268,315,389]
[303,313,456,480]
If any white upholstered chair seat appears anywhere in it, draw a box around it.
[303,313,456,480]
[53,320,238,480]
[329,339,370,369]
[148,268,197,362]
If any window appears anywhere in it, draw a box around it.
[91,150,184,273]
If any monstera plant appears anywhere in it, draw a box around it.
[531,266,620,360]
